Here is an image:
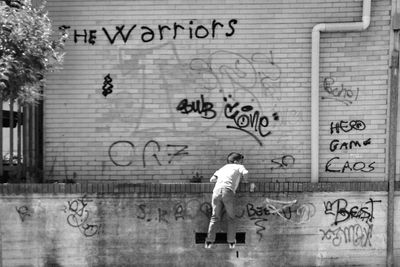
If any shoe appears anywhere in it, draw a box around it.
[229,242,236,249]
[205,241,213,249]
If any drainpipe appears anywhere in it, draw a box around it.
[311,0,372,183]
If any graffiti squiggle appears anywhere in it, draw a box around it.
[320,222,373,247]
[64,195,100,237]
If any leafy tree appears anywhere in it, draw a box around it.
[0,0,68,103]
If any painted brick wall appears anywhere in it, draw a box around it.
[0,190,391,266]
[43,0,391,183]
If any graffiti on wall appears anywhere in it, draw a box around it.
[16,206,32,222]
[174,49,283,146]
[108,139,189,168]
[319,198,381,247]
[239,199,316,241]
[189,50,281,100]
[68,19,238,45]
[56,21,308,175]
[136,197,385,245]
[223,95,279,145]
[176,94,217,120]
[99,44,292,165]
[134,198,315,241]
[323,198,380,225]
[270,155,296,171]
[325,120,375,173]
[64,195,100,237]
[102,74,114,97]
[320,223,373,247]
[97,43,286,136]
[322,77,359,106]
[136,199,212,224]
[176,94,279,145]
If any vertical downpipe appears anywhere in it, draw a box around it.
[311,28,321,183]
[387,49,398,267]
[386,0,400,261]
[310,0,371,182]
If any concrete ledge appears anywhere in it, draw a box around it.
[0,181,390,194]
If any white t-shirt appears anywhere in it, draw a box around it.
[211,163,249,193]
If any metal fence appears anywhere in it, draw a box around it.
[0,99,43,183]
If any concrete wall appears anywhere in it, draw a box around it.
[43,0,392,183]
[0,183,395,267]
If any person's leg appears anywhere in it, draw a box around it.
[206,190,223,243]
[222,189,236,244]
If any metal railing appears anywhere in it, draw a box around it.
[0,98,43,183]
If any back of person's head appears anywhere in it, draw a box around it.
[227,152,244,163]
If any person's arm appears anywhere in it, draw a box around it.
[210,174,218,182]
[241,170,255,192]
[240,166,249,183]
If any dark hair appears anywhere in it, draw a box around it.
[227,152,244,163]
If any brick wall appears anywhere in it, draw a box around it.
[43,0,392,183]
[0,186,392,266]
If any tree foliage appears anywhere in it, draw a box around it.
[0,0,68,103]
